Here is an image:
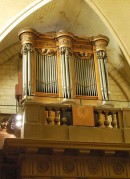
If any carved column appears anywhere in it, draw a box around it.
[56,30,75,98]
[18,28,37,96]
[93,35,109,100]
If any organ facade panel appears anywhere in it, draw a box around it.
[18,28,109,101]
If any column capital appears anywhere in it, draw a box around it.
[18,27,38,46]
[56,30,75,48]
[92,35,109,51]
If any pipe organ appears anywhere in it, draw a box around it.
[18,28,109,101]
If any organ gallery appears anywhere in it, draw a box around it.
[1,28,130,179]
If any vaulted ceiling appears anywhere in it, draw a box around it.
[0,0,130,99]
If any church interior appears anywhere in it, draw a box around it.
[0,0,130,178]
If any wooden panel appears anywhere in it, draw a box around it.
[20,155,130,178]
[72,106,94,126]
[123,109,130,127]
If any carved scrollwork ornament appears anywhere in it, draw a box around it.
[74,52,92,60]
[41,48,56,56]
[113,162,124,175]
[60,47,73,56]
[21,43,33,54]
[97,50,107,59]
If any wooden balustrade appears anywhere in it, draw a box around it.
[45,106,72,126]
[94,108,120,128]
[0,106,123,135]
[44,105,121,128]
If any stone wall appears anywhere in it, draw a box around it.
[0,56,19,114]
[108,75,128,107]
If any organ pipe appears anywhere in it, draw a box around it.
[93,35,109,100]
[22,45,27,96]
[22,43,32,96]
[97,50,109,100]
[56,30,74,98]
[18,28,37,97]
[59,47,72,98]
[74,54,97,97]
[27,44,32,95]
[35,51,58,94]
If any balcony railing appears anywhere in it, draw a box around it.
[44,105,122,128]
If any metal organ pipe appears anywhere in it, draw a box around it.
[38,53,40,92]
[83,59,87,95]
[22,46,27,96]
[87,60,89,95]
[78,58,81,95]
[65,49,71,98]
[50,56,52,93]
[90,58,96,96]
[56,31,75,98]
[82,59,86,95]
[35,51,58,94]
[60,48,66,98]
[91,57,97,96]
[27,44,31,95]
[93,35,109,100]
[43,55,45,93]
[97,50,109,100]
[47,56,49,92]
[103,58,109,97]
[98,55,104,99]
[76,57,79,95]
[22,43,32,96]
[52,55,54,93]
[18,28,37,97]
[54,55,58,93]
[74,54,97,97]
[68,52,72,97]
[60,46,73,98]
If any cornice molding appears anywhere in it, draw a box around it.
[3,138,130,152]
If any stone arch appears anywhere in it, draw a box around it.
[0,0,128,67]
[85,0,129,65]
[0,0,51,41]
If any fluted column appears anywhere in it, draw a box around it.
[56,30,75,98]
[18,28,37,96]
[93,35,109,100]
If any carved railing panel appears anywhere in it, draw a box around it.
[44,105,120,128]
[45,106,72,126]
[94,108,119,128]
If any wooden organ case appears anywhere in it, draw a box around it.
[18,28,109,102]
